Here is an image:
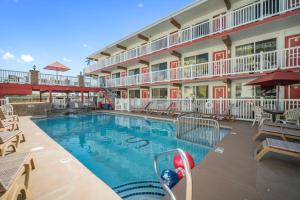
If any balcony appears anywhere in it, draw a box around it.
[84,0,300,74]
[104,47,300,88]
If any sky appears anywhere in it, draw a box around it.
[0,0,194,76]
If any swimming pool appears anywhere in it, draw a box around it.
[34,113,228,199]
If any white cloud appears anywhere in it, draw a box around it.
[63,57,72,62]
[20,54,34,63]
[83,43,88,48]
[2,52,15,61]
[137,3,144,8]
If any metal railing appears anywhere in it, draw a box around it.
[84,76,99,87]
[0,98,9,106]
[104,47,300,88]
[154,149,192,200]
[115,98,300,121]
[84,0,300,73]
[0,69,30,84]
[39,73,79,86]
[176,114,220,147]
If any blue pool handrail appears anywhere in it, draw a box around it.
[154,148,192,200]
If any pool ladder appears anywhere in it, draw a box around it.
[154,148,193,200]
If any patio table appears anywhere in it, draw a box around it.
[263,109,284,123]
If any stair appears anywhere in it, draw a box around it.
[100,88,115,106]
[113,181,165,200]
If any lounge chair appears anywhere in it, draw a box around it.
[262,120,300,130]
[0,109,19,123]
[133,102,152,113]
[0,153,35,199]
[255,138,300,161]
[0,120,18,132]
[0,131,24,157]
[253,124,300,141]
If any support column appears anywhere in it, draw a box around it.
[81,91,84,103]
[39,91,42,102]
[49,91,53,103]
[30,70,39,85]
[78,75,84,87]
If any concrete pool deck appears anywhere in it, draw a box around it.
[8,113,300,200]
[16,116,121,200]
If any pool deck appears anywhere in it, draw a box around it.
[7,112,300,200]
[16,116,121,200]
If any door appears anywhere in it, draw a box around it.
[141,67,149,83]
[213,86,227,114]
[170,60,179,80]
[142,90,149,99]
[121,71,126,85]
[285,34,300,68]
[170,88,180,99]
[213,50,227,76]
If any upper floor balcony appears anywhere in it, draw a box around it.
[0,69,100,88]
[104,47,300,88]
[85,0,300,74]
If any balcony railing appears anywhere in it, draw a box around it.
[0,69,100,88]
[0,69,30,84]
[115,98,300,121]
[84,0,300,74]
[104,47,300,88]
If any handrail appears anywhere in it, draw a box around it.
[154,148,192,200]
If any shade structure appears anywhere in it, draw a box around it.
[246,69,300,86]
[44,61,70,72]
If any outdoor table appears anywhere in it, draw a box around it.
[263,109,285,123]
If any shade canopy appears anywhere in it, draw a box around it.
[246,69,300,86]
[44,61,70,72]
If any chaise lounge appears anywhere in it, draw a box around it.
[0,109,19,123]
[253,124,300,141]
[0,152,35,200]
[255,138,300,161]
[0,120,18,132]
[0,131,25,157]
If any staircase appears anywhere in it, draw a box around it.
[113,181,165,200]
[100,88,116,106]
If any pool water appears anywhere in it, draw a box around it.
[34,113,222,189]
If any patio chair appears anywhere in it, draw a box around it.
[0,109,19,122]
[133,102,152,113]
[255,138,300,161]
[277,108,300,125]
[0,120,18,132]
[0,152,35,199]
[252,106,271,127]
[0,131,24,157]
[253,124,300,141]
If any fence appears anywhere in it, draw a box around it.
[115,98,300,121]
[0,69,30,84]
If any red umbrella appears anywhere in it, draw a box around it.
[247,69,300,109]
[246,69,300,86]
[44,61,70,72]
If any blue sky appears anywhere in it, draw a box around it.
[0,0,194,75]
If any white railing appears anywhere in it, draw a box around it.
[84,76,99,87]
[0,98,9,106]
[104,47,300,87]
[115,98,300,121]
[84,0,300,73]
[7,96,49,103]
[39,73,79,86]
[0,69,30,84]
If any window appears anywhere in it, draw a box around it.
[151,62,167,72]
[254,86,276,99]
[128,68,140,76]
[183,85,208,99]
[236,38,276,56]
[235,83,253,98]
[112,73,120,79]
[152,88,168,99]
[99,76,106,87]
[184,53,208,65]
[129,90,140,98]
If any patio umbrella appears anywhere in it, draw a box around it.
[246,69,300,109]
[44,61,70,78]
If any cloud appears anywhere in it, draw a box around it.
[83,43,88,48]
[63,57,72,62]
[2,52,15,61]
[20,54,34,63]
[137,3,144,8]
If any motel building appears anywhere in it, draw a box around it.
[84,0,300,118]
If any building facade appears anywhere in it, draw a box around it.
[84,0,300,114]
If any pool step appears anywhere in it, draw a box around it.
[113,181,165,200]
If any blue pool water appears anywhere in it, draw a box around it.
[34,113,224,189]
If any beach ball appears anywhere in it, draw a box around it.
[160,169,179,189]
[175,167,186,179]
[173,152,195,169]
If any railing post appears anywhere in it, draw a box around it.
[260,51,264,73]
[30,69,39,85]
[78,75,85,87]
